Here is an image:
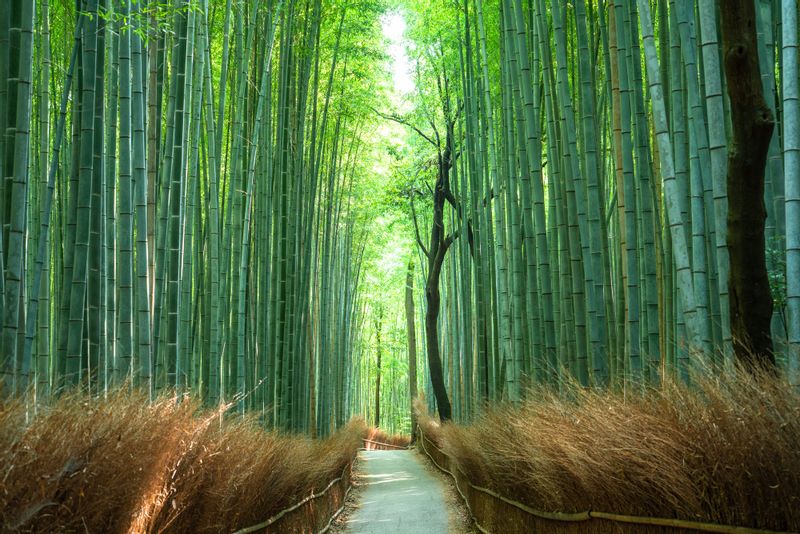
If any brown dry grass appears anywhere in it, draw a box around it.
[414,396,444,448]
[364,427,411,450]
[421,371,800,532]
[0,391,366,533]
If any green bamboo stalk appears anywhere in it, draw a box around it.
[65,2,100,386]
[636,0,701,380]
[236,1,282,413]
[117,0,134,383]
[698,0,732,363]
[35,0,52,398]
[510,0,556,385]
[783,0,800,385]
[131,2,152,396]
[1,0,36,394]
[201,0,223,405]
[87,3,108,391]
[22,15,83,393]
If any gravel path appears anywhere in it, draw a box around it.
[342,450,451,533]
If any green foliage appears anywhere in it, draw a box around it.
[96,0,202,41]
[767,235,788,326]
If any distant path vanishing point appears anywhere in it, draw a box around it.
[343,449,451,533]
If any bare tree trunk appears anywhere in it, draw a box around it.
[406,260,418,442]
[425,267,451,421]
[374,310,382,428]
[384,72,463,422]
[720,0,776,370]
[425,144,455,422]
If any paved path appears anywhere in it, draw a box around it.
[344,449,450,533]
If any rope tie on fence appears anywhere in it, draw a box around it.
[416,425,795,534]
[318,481,355,534]
[233,461,353,534]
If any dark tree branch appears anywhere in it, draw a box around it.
[443,189,461,215]
[431,119,441,148]
[368,105,438,147]
[410,194,430,259]
[443,227,461,252]
[443,200,476,260]
[452,144,464,163]
[454,100,465,121]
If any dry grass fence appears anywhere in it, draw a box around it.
[416,371,800,533]
[1,390,366,533]
[362,428,411,450]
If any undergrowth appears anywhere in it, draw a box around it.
[418,371,800,531]
[0,390,366,533]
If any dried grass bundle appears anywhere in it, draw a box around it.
[421,371,800,531]
[0,391,366,533]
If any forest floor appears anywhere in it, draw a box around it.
[332,449,474,533]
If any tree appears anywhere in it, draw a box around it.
[720,0,776,370]
[376,56,466,421]
[406,259,418,440]
[419,109,460,422]
[374,307,383,427]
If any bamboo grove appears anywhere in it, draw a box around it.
[1,0,800,434]
[390,0,800,422]
[0,0,393,436]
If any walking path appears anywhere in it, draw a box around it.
[343,450,451,533]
